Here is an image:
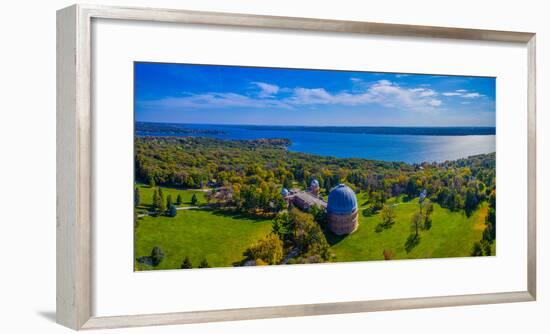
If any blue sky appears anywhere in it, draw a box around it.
[135,62,496,126]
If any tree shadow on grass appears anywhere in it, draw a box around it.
[209,209,272,223]
[136,256,155,266]
[375,221,395,233]
[325,230,348,246]
[404,234,421,253]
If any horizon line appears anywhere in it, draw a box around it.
[136,120,496,128]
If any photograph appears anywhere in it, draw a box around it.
[133,62,496,270]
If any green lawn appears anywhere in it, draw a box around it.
[135,209,273,270]
[135,184,207,210]
[134,186,489,269]
[329,197,488,262]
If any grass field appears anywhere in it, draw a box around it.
[135,184,207,211]
[329,196,489,262]
[134,186,489,270]
[135,208,273,270]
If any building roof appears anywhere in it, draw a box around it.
[281,188,289,196]
[327,184,358,215]
[292,191,327,209]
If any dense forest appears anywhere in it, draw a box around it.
[135,136,496,266]
[135,136,495,216]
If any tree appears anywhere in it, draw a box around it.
[378,204,396,230]
[283,176,293,190]
[255,259,268,266]
[464,186,478,216]
[246,233,284,265]
[151,246,164,266]
[191,193,198,206]
[482,240,492,256]
[152,189,161,212]
[167,204,177,217]
[166,194,173,210]
[289,208,331,261]
[423,200,434,230]
[310,204,328,229]
[198,258,211,268]
[158,188,166,213]
[483,190,496,243]
[176,194,182,205]
[180,256,192,269]
[411,211,423,237]
[272,211,291,240]
[274,194,287,212]
[471,242,483,256]
[424,200,434,216]
[134,187,140,208]
[368,191,385,214]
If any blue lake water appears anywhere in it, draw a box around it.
[136,123,495,164]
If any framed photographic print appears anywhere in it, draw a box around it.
[57,4,536,330]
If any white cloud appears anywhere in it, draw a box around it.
[408,88,437,97]
[420,90,438,97]
[140,92,291,110]
[292,80,443,111]
[252,82,280,98]
[442,90,483,99]
[143,79,444,113]
[462,92,482,98]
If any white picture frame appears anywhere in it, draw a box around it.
[57,4,537,330]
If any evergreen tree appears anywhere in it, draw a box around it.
[166,194,173,210]
[168,204,177,217]
[198,258,211,268]
[151,246,164,266]
[134,187,140,208]
[158,188,166,213]
[191,193,198,206]
[152,189,160,212]
[180,257,192,269]
[176,194,182,205]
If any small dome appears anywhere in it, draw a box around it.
[281,188,289,196]
[310,179,319,188]
[327,184,358,215]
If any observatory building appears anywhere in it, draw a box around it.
[327,184,359,235]
[281,181,358,236]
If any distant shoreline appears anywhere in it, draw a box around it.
[136,121,495,136]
